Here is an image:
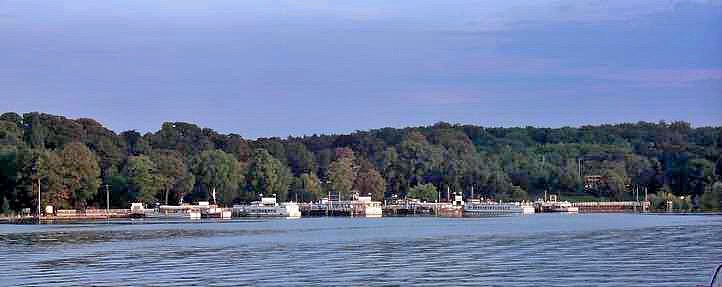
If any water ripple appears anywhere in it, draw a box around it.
[0,215,720,286]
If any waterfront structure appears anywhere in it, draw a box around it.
[351,195,383,217]
[299,198,383,217]
[535,200,579,213]
[129,203,146,218]
[194,201,232,219]
[436,192,464,217]
[158,202,232,219]
[233,196,301,218]
[571,201,649,212]
[534,194,579,213]
[464,200,535,215]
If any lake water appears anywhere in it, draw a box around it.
[1,214,720,286]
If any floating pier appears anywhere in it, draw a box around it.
[571,201,650,212]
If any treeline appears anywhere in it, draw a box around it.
[1,112,721,213]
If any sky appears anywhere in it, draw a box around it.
[1,0,721,138]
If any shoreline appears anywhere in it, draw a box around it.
[2,211,721,224]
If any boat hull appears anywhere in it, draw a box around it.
[463,203,534,216]
[437,206,463,217]
[233,204,301,218]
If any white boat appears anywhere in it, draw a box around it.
[363,201,383,218]
[159,202,231,219]
[548,201,579,213]
[352,195,383,217]
[129,202,146,218]
[534,194,579,213]
[233,196,301,218]
[464,201,535,215]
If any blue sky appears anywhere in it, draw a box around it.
[1,0,720,138]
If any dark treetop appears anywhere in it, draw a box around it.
[0,111,720,212]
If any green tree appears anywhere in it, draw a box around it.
[151,150,190,204]
[1,196,9,214]
[499,185,529,202]
[397,132,442,187]
[407,183,438,202]
[689,158,716,196]
[246,149,287,199]
[56,142,101,208]
[286,142,317,175]
[354,167,386,201]
[296,173,321,202]
[104,175,130,209]
[0,150,18,211]
[0,120,24,148]
[381,147,405,196]
[327,149,356,200]
[175,174,196,204]
[5,148,42,212]
[700,182,721,211]
[602,170,628,201]
[22,113,49,149]
[0,112,22,128]
[38,149,66,209]
[123,155,163,204]
[192,149,243,204]
[121,130,151,156]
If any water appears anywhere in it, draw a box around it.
[1,214,720,286]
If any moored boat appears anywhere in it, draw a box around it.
[534,194,579,213]
[549,201,579,213]
[233,196,301,218]
[158,202,231,219]
[436,191,464,217]
[464,201,535,215]
[351,194,383,217]
[129,202,146,218]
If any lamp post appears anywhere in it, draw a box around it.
[32,160,40,219]
[104,184,111,217]
[37,174,41,218]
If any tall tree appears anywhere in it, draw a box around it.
[22,113,48,149]
[354,167,386,201]
[407,183,438,202]
[246,149,288,200]
[0,120,24,148]
[327,148,356,200]
[123,155,164,204]
[0,112,22,128]
[397,131,443,187]
[296,173,321,202]
[700,182,721,211]
[192,149,242,204]
[151,150,190,204]
[56,142,101,208]
[121,130,151,156]
[286,142,317,176]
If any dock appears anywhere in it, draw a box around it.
[571,201,650,212]
[299,202,355,216]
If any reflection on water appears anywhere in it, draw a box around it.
[1,214,720,287]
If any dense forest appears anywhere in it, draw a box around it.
[1,112,721,213]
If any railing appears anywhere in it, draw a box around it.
[55,209,130,217]
[571,201,649,207]
[56,209,77,217]
[84,209,131,216]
